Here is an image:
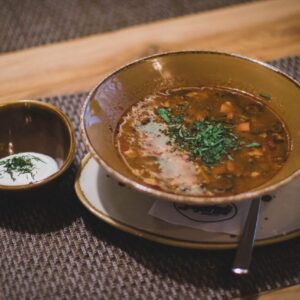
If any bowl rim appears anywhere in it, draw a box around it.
[81,50,300,205]
[0,99,75,191]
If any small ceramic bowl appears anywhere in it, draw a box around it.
[81,51,300,205]
[0,100,75,191]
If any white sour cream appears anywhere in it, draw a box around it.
[0,152,59,186]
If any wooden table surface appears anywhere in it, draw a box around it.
[0,0,299,103]
[0,0,299,298]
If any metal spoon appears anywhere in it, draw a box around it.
[232,197,261,274]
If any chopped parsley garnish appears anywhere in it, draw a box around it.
[156,107,171,123]
[0,154,45,181]
[156,106,262,167]
[259,92,271,101]
[246,142,261,148]
[227,154,234,161]
[156,107,242,167]
[156,107,184,124]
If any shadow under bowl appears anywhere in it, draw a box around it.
[81,51,300,205]
[0,100,75,191]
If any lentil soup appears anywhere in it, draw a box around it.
[115,87,290,196]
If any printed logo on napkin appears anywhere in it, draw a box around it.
[174,203,238,223]
[149,195,275,235]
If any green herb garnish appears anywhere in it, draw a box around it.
[259,92,271,101]
[227,154,234,161]
[157,107,241,167]
[246,142,261,148]
[156,107,171,123]
[186,121,240,166]
[0,154,45,181]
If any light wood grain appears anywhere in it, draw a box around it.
[0,0,299,102]
[236,284,300,299]
[257,284,300,300]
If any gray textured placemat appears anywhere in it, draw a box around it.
[0,56,299,299]
[0,0,253,53]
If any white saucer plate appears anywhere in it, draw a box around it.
[75,154,300,249]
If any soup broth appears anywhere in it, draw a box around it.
[115,87,290,196]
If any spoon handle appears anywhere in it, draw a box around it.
[232,198,261,275]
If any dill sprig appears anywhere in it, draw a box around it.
[0,154,45,181]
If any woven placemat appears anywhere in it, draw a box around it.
[0,0,253,54]
[0,56,299,300]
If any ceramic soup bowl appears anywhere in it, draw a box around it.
[81,51,300,205]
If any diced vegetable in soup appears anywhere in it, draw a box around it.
[115,87,290,196]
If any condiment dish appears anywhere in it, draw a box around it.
[0,100,75,191]
[81,51,300,205]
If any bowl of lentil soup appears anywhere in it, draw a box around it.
[81,51,300,205]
